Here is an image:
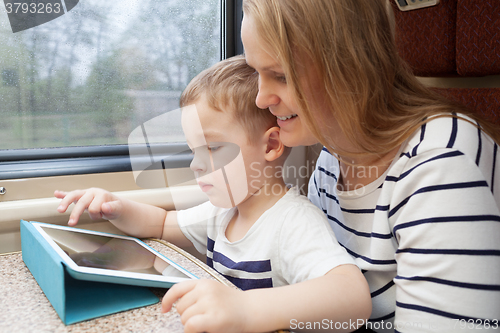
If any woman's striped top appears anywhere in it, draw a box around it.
[309,115,500,332]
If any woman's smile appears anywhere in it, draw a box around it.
[275,113,298,127]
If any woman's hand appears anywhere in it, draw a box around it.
[55,188,124,226]
[162,279,249,333]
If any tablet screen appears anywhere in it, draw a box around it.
[40,226,191,279]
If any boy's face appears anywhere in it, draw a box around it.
[181,95,266,208]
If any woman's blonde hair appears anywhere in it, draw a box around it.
[243,0,500,161]
[180,55,276,142]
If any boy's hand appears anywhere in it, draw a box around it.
[162,279,249,333]
[55,188,123,226]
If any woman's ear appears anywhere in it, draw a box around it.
[263,126,285,162]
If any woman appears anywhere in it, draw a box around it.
[241,0,500,332]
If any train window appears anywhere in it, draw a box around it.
[0,1,244,253]
[0,0,244,179]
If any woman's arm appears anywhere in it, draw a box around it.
[390,148,500,331]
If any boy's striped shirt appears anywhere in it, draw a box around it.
[178,187,355,291]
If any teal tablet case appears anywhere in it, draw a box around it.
[20,220,160,325]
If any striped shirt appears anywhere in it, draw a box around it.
[309,115,500,332]
[177,186,354,291]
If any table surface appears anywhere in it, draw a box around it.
[0,239,233,333]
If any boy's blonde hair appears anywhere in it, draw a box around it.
[180,55,277,142]
[243,0,500,162]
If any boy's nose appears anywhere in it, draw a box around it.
[190,156,206,174]
[189,148,211,174]
[189,159,207,175]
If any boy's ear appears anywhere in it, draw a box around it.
[263,126,285,162]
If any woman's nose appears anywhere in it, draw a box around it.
[255,78,280,109]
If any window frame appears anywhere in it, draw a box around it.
[0,0,243,180]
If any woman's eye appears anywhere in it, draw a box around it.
[208,146,221,152]
[275,74,287,84]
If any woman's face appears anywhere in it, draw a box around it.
[241,15,319,147]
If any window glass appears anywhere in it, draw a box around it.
[0,0,221,150]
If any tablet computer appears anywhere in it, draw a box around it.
[31,222,198,288]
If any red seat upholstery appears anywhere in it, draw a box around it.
[391,0,500,126]
[456,0,500,76]
[393,0,457,77]
[432,87,500,126]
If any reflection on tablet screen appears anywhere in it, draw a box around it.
[41,227,190,279]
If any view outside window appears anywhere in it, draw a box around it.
[0,0,221,149]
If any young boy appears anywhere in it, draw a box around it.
[55,55,370,332]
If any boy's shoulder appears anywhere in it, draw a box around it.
[274,186,327,216]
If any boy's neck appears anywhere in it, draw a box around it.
[225,177,288,243]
